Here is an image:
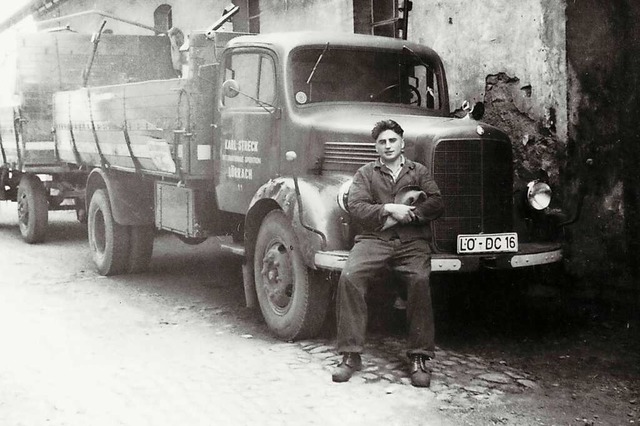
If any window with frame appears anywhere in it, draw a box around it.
[223,52,275,108]
[353,0,402,38]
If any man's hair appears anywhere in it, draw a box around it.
[371,119,404,140]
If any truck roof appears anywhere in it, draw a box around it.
[225,31,442,62]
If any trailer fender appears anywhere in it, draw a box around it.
[85,169,154,226]
[245,175,352,269]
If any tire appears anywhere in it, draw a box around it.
[253,210,330,341]
[88,189,131,276]
[128,225,155,273]
[17,174,48,244]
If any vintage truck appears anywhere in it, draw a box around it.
[2,26,568,341]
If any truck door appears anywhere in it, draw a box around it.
[216,48,279,214]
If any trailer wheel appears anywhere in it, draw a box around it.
[128,225,155,273]
[88,189,131,276]
[254,210,330,340]
[17,174,48,244]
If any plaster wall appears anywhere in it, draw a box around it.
[257,0,353,34]
[409,0,567,143]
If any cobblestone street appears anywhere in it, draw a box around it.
[0,204,638,426]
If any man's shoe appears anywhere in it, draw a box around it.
[409,354,431,387]
[332,352,362,383]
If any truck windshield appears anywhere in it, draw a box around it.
[291,47,442,110]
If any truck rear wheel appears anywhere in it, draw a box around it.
[128,225,155,273]
[17,174,48,244]
[253,210,330,340]
[88,189,131,276]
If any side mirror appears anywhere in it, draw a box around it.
[222,79,240,98]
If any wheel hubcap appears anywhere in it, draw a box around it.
[261,241,294,313]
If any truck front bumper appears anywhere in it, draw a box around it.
[314,242,562,272]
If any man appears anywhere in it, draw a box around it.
[332,119,444,387]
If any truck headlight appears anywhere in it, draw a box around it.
[526,180,552,210]
[337,179,353,213]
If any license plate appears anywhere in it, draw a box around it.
[457,232,518,254]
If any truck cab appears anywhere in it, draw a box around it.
[213,32,563,339]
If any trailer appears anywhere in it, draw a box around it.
[0,31,175,242]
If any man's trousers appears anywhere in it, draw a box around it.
[336,237,435,358]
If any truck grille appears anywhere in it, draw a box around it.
[323,141,378,172]
[432,139,513,252]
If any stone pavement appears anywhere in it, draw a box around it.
[0,271,452,426]
[297,336,537,413]
[0,207,540,426]
[0,273,535,426]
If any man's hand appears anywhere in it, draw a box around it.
[384,203,417,224]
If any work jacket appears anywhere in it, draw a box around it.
[348,158,444,243]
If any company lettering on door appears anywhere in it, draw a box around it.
[223,139,261,181]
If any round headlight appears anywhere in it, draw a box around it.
[337,179,353,213]
[527,180,552,210]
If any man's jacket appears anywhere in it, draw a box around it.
[348,158,444,243]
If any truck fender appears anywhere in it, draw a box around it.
[85,169,154,226]
[244,175,353,269]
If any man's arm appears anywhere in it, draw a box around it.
[348,167,417,230]
[413,165,444,223]
[347,167,389,230]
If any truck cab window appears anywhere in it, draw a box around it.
[291,47,441,110]
[224,52,276,108]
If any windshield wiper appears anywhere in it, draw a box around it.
[306,42,330,85]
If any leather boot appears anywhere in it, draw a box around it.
[331,352,362,383]
[409,354,431,387]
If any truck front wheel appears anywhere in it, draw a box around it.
[254,210,330,341]
[17,174,48,244]
[88,189,131,275]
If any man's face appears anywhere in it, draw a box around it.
[375,129,404,163]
